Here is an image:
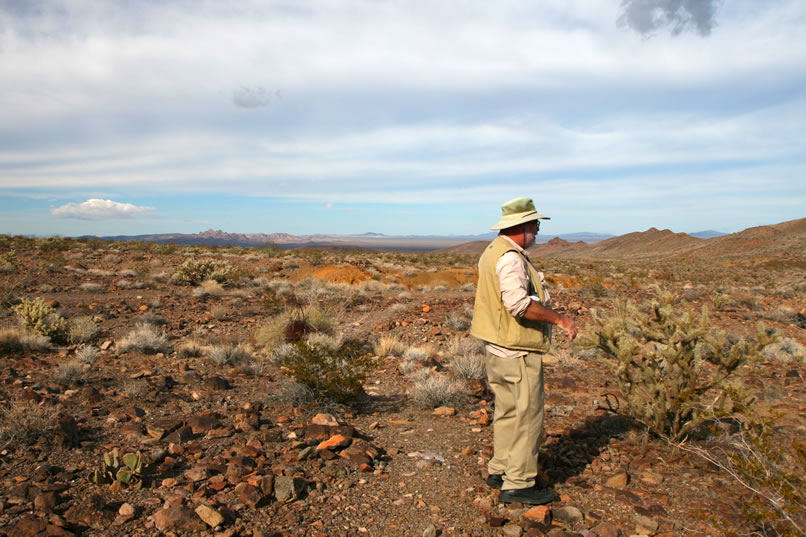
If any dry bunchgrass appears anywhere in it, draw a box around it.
[449,354,486,380]
[445,313,470,331]
[255,314,291,350]
[79,282,104,293]
[0,402,57,450]
[209,343,253,366]
[374,334,406,357]
[68,316,98,344]
[0,327,50,354]
[177,341,203,358]
[193,279,227,297]
[53,359,88,386]
[76,345,98,363]
[118,322,171,354]
[761,337,806,363]
[410,372,469,408]
[389,303,407,314]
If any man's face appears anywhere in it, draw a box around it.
[523,220,539,248]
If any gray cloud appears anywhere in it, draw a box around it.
[51,199,154,220]
[618,0,721,36]
[232,87,280,109]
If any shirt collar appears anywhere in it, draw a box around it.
[499,234,525,253]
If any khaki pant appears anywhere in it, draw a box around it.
[486,351,545,490]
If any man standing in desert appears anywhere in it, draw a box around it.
[471,197,578,505]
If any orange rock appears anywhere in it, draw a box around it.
[422,304,431,313]
[521,505,550,523]
[139,305,148,311]
[316,434,351,451]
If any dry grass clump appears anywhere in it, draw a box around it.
[177,341,203,358]
[389,303,407,314]
[445,313,470,331]
[209,343,253,366]
[449,354,486,380]
[255,315,290,350]
[68,315,98,344]
[0,327,50,354]
[374,334,406,357]
[211,305,229,320]
[75,345,98,363]
[193,279,227,297]
[118,323,171,354]
[0,402,56,450]
[402,346,430,362]
[448,336,485,357]
[410,372,469,408]
[266,380,315,407]
[270,342,301,364]
[761,338,806,363]
[118,269,138,277]
[53,359,88,386]
[306,332,344,352]
[79,282,104,293]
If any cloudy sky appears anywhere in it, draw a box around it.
[0,0,804,237]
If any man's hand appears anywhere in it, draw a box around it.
[556,315,577,342]
[522,302,578,341]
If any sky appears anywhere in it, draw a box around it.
[0,0,804,238]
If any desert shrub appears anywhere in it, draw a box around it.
[305,332,343,352]
[122,379,149,400]
[118,323,170,354]
[445,313,470,331]
[303,305,334,333]
[177,341,203,358]
[710,291,732,311]
[448,336,486,357]
[79,282,104,293]
[267,380,315,407]
[0,327,50,354]
[580,290,775,441]
[389,303,407,314]
[280,339,374,403]
[53,359,88,386]
[374,334,406,357]
[398,291,413,300]
[118,269,138,277]
[69,316,98,344]
[211,306,229,320]
[402,346,429,362]
[680,414,806,537]
[172,258,234,286]
[193,279,226,297]
[0,402,56,450]
[398,359,423,376]
[450,354,486,380]
[270,342,301,364]
[76,345,98,363]
[209,343,252,366]
[255,315,291,350]
[410,372,468,408]
[761,338,806,363]
[13,298,67,342]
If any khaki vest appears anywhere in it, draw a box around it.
[470,236,551,352]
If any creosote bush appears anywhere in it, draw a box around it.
[580,289,776,441]
[280,339,374,403]
[69,316,98,344]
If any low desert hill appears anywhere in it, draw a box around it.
[440,217,806,263]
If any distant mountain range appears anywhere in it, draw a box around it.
[439,218,806,262]
[94,229,620,251]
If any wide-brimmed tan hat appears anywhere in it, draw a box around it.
[491,197,550,230]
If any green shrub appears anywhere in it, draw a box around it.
[12,298,67,342]
[281,339,374,403]
[172,258,234,286]
[580,290,775,441]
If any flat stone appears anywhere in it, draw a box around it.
[606,472,629,488]
[274,476,306,503]
[118,503,135,517]
[503,525,523,537]
[184,467,209,482]
[316,434,351,452]
[195,504,225,528]
[152,504,206,532]
[187,414,221,433]
[311,413,339,426]
[433,407,456,416]
[592,522,620,537]
[632,513,659,532]
[33,492,58,513]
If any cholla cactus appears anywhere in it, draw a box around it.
[580,290,776,440]
[13,298,67,341]
[171,258,233,286]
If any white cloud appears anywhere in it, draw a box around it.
[51,199,154,220]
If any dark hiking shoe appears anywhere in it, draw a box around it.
[485,474,503,489]
[499,487,554,505]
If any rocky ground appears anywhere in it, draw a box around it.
[0,238,804,537]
